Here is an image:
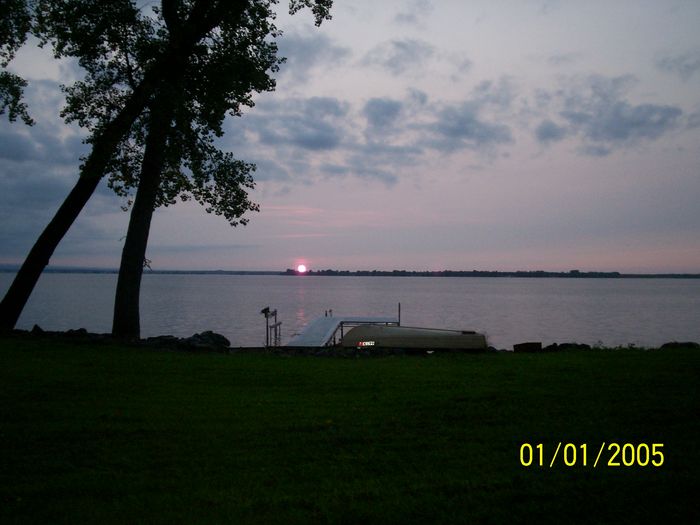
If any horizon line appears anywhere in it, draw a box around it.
[1,265,699,278]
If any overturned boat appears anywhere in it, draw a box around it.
[340,324,487,351]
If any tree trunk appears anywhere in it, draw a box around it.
[0,98,150,331]
[0,174,102,330]
[0,3,225,331]
[111,99,174,340]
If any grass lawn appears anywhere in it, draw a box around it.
[1,336,698,524]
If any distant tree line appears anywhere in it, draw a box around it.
[283,269,700,278]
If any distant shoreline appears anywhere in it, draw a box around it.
[282,269,700,279]
[1,267,699,279]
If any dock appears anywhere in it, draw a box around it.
[287,316,399,347]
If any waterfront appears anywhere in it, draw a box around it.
[2,273,699,349]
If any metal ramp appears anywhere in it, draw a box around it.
[287,316,399,347]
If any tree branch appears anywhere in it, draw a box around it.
[161,0,183,38]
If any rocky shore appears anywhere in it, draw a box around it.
[7,325,233,353]
[3,325,698,356]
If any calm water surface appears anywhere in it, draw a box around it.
[1,273,699,349]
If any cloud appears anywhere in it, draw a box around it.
[471,78,516,109]
[319,163,349,177]
[363,98,403,129]
[146,242,261,253]
[0,79,119,261]
[446,54,473,82]
[0,130,37,161]
[561,101,681,143]
[0,79,88,213]
[234,67,685,188]
[337,136,423,187]
[230,81,519,188]
[248,158,291,182]
[0,158,82,258]
[393,13,419,25]
[546,52,581,67]
[454,58,473,76]
[536,75,684,155]
[329,154,399,186]
[394,0,434,26]
[240,92,427,187]
[655,51,700,81]
[427,102,512,152]
[0,119,88,167]
[249,96,349,151]
[0,162,74,214]
[535,119,567,144]
[538,0,560,15]
[357,141,423,159]
[580,144,611,157]
[422,80,516,152]
[0,79,90,164]
[276,30,351,84]
[688,110,700,129]
[224,100,344,186]
[362,39,434,76]
[408,88,428,106]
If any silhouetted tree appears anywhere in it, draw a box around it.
[0,0,332,332]
[111,0,308,339]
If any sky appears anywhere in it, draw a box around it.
[1,0,700,273]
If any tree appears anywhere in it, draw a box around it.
[0,0,332,332]
[0,0,237,330]
[109,1,289,339]
[0,0,33,124]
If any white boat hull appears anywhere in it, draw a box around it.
[341,325,487,350]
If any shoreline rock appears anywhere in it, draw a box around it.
[9,326,232,353]
[143,330,231,352]
[3,327,698,356]
[659,341,700,350]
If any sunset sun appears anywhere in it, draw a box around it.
[296,264,307,273]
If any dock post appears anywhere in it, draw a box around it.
[261,307,280,348]
[261,307,270,347]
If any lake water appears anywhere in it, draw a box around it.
[1,273,699,349]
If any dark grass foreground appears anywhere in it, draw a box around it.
[1,337,698,524]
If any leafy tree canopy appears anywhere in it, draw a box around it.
[2,0,333,224]
[0,0,33,124]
